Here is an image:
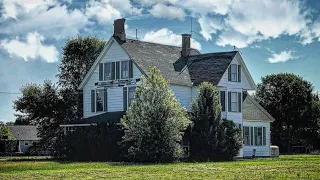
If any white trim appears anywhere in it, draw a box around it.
[243,119,274,122]
[60,124,97,127]
[78,38,115,90]
[218,52,256,90]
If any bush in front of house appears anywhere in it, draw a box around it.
[190,82,242,161]
[120,67,190,163]
[55,122,123,161]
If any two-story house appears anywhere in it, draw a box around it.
[61,18,276,158]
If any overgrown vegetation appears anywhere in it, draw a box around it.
[190,82,242,161]
[55,123,122,161]
[120,67,190,163]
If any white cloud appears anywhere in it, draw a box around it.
[311,19,320,42]
[85,0,121,25]
[191,0,312,47]
[133,0,178,6]
[1,32,59,63]
[267,50,297,63]
[149,3,185,20]
[142,28,201,50]
[226,0,310,38]
[109,0,142,15]
[178,0,234,15]
[216,30,266,48]
[1,2,89,40]
[198,16,224,40]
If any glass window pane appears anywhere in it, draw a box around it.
[263,127,266,146]
[128,86,136,107]
[121,61,129,79]
[104,63,111,80]
[230,64,237,81]
[231,92,238,112]
[96,89,104,112]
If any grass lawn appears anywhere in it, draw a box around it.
[0,155,320,180]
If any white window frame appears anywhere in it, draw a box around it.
[125,85,137,109]
[243,126,251,146]
[120,60,129,79]
[92,88,106,113]
[243,126,267,146]
[104,62,112,80]
[230,64,238,82]
[231,92,238,112]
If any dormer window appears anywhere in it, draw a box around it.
[228,64,241,82]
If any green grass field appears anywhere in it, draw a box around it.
[0,155,320,180]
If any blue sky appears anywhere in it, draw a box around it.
[1,0,320,122]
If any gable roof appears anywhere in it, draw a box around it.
[7,126,39,141]
[243,95,276,122]
[79,36,255,89]
[186,51,238,86]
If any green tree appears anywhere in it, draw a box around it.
[58,36,105,120]
[121,67,190,163]
[255,73,320,152]
[190,82,242,161]
[0,124,15,140]
[13,81,66,150]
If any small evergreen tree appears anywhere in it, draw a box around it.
[190,82,242,161]
[120,67,190,163]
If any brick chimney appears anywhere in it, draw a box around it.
[181,34,191,57]
[113,18,126,42]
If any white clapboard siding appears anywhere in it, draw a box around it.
[242,121,271,157]
[218,55,252,90]
[83,41,142,118]
[170,85,192,111]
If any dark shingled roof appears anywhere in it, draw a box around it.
[63,111,126,125]
[187,51,238,86]
[116,37,238,86]
[7,126,39,141]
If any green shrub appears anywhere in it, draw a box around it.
[120,67,190,163]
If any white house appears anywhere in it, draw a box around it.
[7,125,39,153]
[61,18,276,158]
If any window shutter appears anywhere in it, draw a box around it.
[228,66,231,81]
[220,91,225,112]
[123,87,127,111]
[263,127,266,146]
[91,90,95,112]
[129,60,133,78]
[238,92,242,112]
[111,62,115,80]
[99,63,103,81]
[116,62,120,80]
[104,88,107,112]
[228,92,231,112]
[238,65,241,82]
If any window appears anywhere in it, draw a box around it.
[104,63,112,80]
[243,126,250,146]
[96,89,105,112]
[243,126,267,146]
[230,64,237,82]
[231,92,238,112]
[25,141,29,146]
[255,127,263,146]
[121,61,129,79]
[124,86,136,110]
[220,91,225,112]
[128,86,136,107]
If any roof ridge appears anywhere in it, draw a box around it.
[126,38,199,50]
[189,51,238,57]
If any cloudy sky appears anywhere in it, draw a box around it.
[1,0,320,122]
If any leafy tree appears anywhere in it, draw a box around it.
[58,36,105,120]
[0,124,15,140]
[190,82,242,161]
[13,81,66,150]
[255,73,320,152]
[121,67,190,163]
